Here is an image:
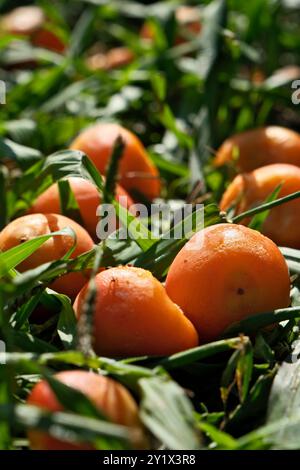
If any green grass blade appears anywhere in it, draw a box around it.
[233,190,300,223]
[159,337,244,371]
[222,307,300,337]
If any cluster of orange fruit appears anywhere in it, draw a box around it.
[25,226,290,449]
[0,122,293,355]
[0,121,161,298]
[0,122,161,450]
[1,5,202,70]
[2,4,298,453]
[216,126,300,249]
[1,124,296,447]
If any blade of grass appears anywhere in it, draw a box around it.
[158,337,244,371]
[222,307,300,338]
[102,136,125,204]
[248,184,282,231]
[58,179,84,227]
[0,403,130,449]
[139,376,201,450]
[233,190,300,223]
[134,203,221,278]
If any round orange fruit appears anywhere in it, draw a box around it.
[220,163,300,248]
[0,213,94,300]
[27,370,147,450]
[70,123,161,200]
[214,126,300,172]
[73,266,198,357]
[165,224,290,342]
[29,177,133,239]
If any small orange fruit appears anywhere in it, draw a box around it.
[27,370,147,450]
[73,266,199,357]
[140,6,201,45]
[86,47,134,71]
[0,213,94,300]
[165,224,290,342]
[70,123,161,200]
[1,6,65,53]
[220,163,300,248]
[29,177,133,238]
[214,126,300,172]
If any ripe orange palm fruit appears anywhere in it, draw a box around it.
[220,163,300,248]
[0,6,65,53]
[70,123,161,200]
[29,177,133,238]
[214,126,300,172]
[27,370,147,450]
[73,266,199,356]
[165,224,290,343]
[0,213,94,300]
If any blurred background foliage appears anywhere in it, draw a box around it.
[1,0,300,201]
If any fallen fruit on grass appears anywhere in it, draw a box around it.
[0,213,94,300]
[29,177,133,238]
[27,370,147,450]
[214,126,300,172]
[220,163,300,248]
[73,266,199,356]
[70,123,161,200]
[0,6,65,52]
[86,47,135,71]
[140,6,201,45]
[165,224,290,342]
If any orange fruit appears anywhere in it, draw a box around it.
[27,370,147,450]
[31,27,65,53]
[165,224,290,342]
[220,163,300,248]
[1,6,65,53]
[29,177,133,239]
[214,126,300,173]
[70,124,160,200]
[86,47,134,71]
[140,6,201,45]
[73,266,198,356]
[0,213,94,300]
